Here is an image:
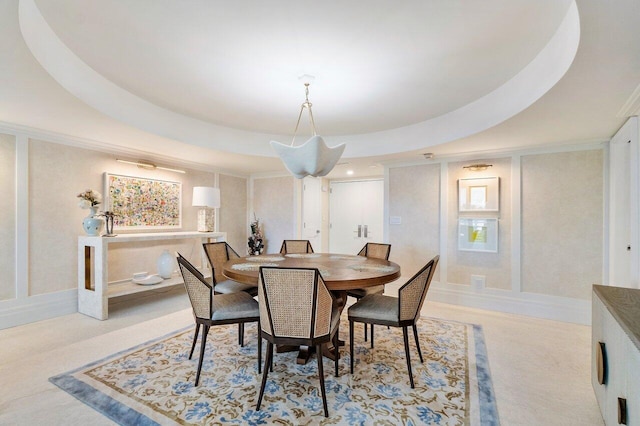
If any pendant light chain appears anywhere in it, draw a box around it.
[290,83,318,146]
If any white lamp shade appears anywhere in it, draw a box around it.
[192,186,220,208]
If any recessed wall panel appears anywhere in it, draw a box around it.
[219,174,248,254]
[388,164,440,280]
[521,150,603,299]
[447,158,512,290]
[252,176,294,254]
[0,134,16,300]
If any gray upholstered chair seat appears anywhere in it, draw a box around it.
[177,253,261,386]
[348,293,398,324]
[347,285,384,299]
[211,292,259,321]
[349,256,439,389]
[214,279,258,296]
[347,243,391,342]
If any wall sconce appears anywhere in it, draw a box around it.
[463,163,493,171]
[192,186,220,232]
[116,159,186,174]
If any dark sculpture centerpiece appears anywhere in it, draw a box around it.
[248,214,264,255]
[98,211,118,237]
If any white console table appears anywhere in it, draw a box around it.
[78,231,226,320]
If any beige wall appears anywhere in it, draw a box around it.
[387,149,603,302]
[252,176,294,254]
[24,139,243,295]
[521,150,603,299]
[0,134,16,300]
[448,158,512,290]
[388,164,441,279]
[219,174,248,254]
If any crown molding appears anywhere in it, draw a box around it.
[0,120,248,177]
[618,82,640,118]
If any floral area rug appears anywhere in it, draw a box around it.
[50,317,499,425]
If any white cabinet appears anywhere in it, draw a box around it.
[608,116,640,287]
[592,285,640,425]
[627,340,640,426]
[78,231,225,320]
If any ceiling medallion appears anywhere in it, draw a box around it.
[270,78,345,179]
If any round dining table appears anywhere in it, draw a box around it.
[222,252,401,364]
[222,252,401,291]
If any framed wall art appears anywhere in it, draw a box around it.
[458,218,498,253]
[104,173,182,230]
[458,177,499,212]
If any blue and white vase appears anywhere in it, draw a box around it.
[82,206,104,236]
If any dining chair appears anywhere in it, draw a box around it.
[279,239,314,254]
[347,242,392,341]
[177,253,261,386]
[203,241,258,296]
[256,266,340,418]
[202,241,258,348]
[348,255,439,388]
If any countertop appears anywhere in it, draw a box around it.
[593,284,640,352]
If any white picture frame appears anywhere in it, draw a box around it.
[458,177,499,212]
[458,218,498,253]
[104,173,182,230]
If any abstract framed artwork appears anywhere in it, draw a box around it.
[458,218,498,253]
[458,177,499,212]
[104,173,182,230]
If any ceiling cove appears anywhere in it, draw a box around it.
[18,0,579,159]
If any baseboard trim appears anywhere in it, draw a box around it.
[428,282,591,325]
[0,289,77,330]
[0,284,592,329]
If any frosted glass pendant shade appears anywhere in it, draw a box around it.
[271,135,345,179]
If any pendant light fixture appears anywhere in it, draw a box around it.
[270,77,345,179]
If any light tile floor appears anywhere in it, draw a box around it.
[0,288,603,425]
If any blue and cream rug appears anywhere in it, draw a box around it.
[50,318,499,425]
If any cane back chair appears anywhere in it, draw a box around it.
[177,254,261,386]
[279,239,314,255]
[348,255,439,388]
[203,241,258,296]
[256,267,340,417]
[347,242,392,341]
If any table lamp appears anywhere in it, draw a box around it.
[192,186,220,232]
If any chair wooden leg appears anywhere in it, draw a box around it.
[370,324,374,349]
[239,323,245,347]
[256,342,273,411]
[317,344,329,418]
[188,324,200,360]
[402,326,414,388]
[195,325,209,386]
[333,331,339,377]
[257,324,262,374]
[349,320,355,374]
[412,323,423,363]
[364,323,368,341]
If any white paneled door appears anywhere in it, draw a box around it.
[329,180,384,255]
[302,177,323,252]
[609,117,639,288]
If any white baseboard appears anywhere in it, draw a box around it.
[0,283,592,329]
[0,289,77,330]
[427,282,591,325]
